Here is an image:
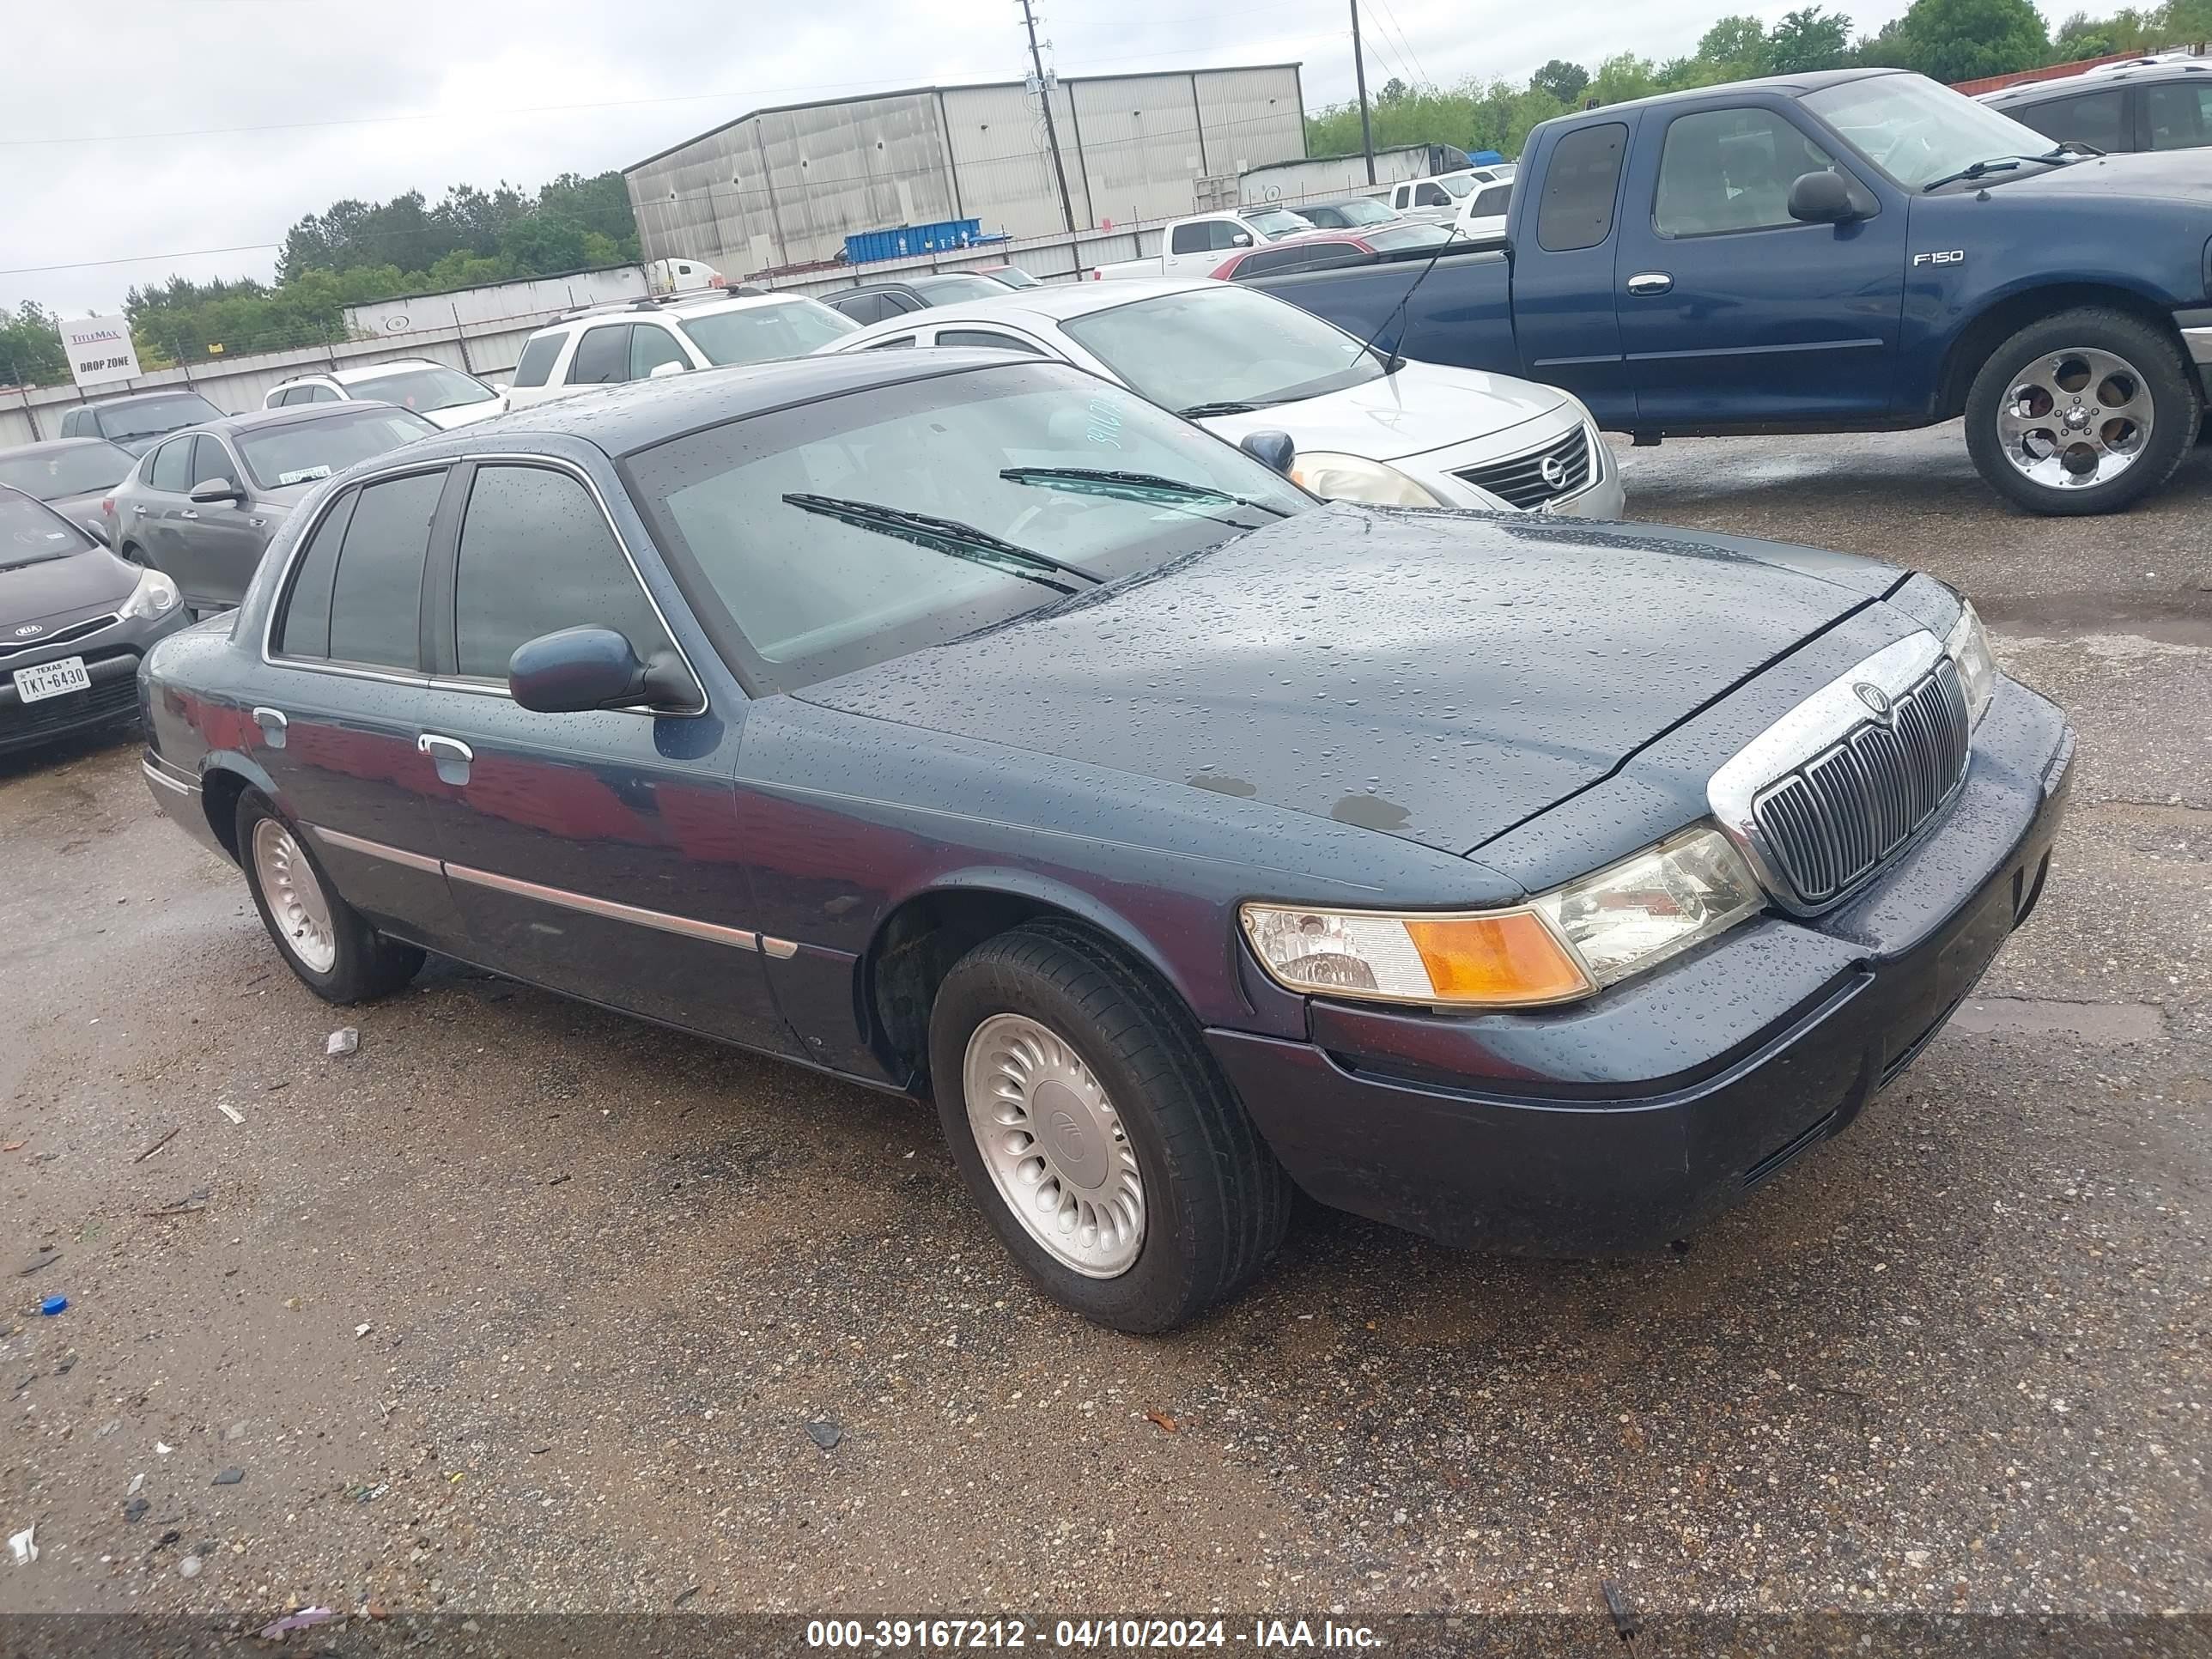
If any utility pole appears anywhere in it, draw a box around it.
[1349,0,1376,184]
[1018,0,1079,234]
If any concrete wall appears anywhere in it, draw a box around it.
[624,64,1304,276]
[343,267,647,338]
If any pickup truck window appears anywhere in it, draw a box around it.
[1414,182,1451,207]
[1171,221,1245,255]
[1655,108,1837,237]
[1802,71,2057,190]
[1537,123,1627,252]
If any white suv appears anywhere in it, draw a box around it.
[263,358,507,428]
[504,293,859,410]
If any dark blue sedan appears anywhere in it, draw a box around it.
[140,350,2073,1332]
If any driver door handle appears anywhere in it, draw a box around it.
[1626,271,1674,296]
[418,732,473,785]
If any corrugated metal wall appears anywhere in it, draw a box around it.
[624,64,1304,275]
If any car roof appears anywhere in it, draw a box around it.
[188,404,410,439]
[1985,58,2212,100]
[534,290,823,335]
[408,348,1066,459]
[1560,64,1899,119]
[0,435,123,459]
[75,387,222,410]
[323,357,456,384]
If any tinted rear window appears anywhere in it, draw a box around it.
[276,489,357,659]
[567,325,630,385]
[236,407,434,490]
[327,471,442,670]
[1537,123,1627,252]
[94,392,222,443]
[512,333,562,388]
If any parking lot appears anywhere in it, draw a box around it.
[3,424,2209,1624]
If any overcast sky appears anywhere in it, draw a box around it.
[7,0,2039,317]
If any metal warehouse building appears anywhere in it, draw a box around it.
[623,64,1306,276]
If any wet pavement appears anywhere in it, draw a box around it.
[3,422,2208,1624]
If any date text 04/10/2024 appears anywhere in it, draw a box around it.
[804,1618,1383,1649]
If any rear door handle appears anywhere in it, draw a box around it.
[251,706,288,749]
[132,505,147,516]
[180,508,199,520]
[418,732,473,785]
[1626,271,1674,296]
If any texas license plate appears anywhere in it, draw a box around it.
[12,656,90,703]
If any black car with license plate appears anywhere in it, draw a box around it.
[1,485,191,754]
[137,351,2073,1332]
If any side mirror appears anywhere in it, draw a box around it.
[1239,429,1296,476]
[1788,169,1865,225]
[189,477,243,505]
[647,359,689,380]
[82,517,112,548]
[508,626,696,714]
[1229,230,1254,248]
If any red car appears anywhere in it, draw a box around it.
[1207,222,1454,281]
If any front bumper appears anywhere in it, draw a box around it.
[1407,418,1626,520]
[0,612,188,756]
[1205,678,2074,1255]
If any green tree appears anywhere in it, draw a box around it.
[1378,76,1411,104]
[1530,58,1590,103]
[1587,52,1664,104]
[1768,5,1856,71]
[1874,0,2050,80]
[0,302,70,388]
[1697,13,1773,74]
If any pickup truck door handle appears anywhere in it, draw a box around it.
[1626,271,1674,296]
[418,732,473,785]
[251,706,288,749]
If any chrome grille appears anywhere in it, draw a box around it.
[1750,658,1970,905]
[0,612,120,662]
[1454,424,1590,509]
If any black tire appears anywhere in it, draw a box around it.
[234,790,423,1004]
[1964,307,2200,516]
[927,922,1292,1334]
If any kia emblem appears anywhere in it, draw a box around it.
[12,623,43,638]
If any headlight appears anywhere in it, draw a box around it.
[1287,451,1445,507]
[1240,826,1765,1009]
[1944,599,1996,727]
[120,566,180,621]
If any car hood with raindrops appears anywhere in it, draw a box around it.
[794,502,1923,854]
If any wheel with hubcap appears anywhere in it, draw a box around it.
[928,922,1291,1333]
[235,790,424,1003]
[1965,307,2198,516]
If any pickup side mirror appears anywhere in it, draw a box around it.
[1788,169,1867,225]
[1239,429,1296,475]
[188,477,244,506]
[509,625,697,714]
[1229,230,1255,248]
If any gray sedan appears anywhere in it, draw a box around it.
[0,436,138,538]
[112,403,436,614]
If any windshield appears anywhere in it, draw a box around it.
[1061,285,1386,413]
[0,491,94,568]
[0,441,133,501]
[1368,223,1455,253]
[345,365,495,413]
[1247,208,1313,240]
[909,274,1014,304]
[983,265,1041,289]
[1803,71,2060,188]
[1436,174,1475,198]
[624,362,1311,691]
[681,301,858,366]
[236,407,435,490]
[1328,198,1396,226]
[94,392,222,443]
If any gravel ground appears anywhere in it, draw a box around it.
[2,424,2208,1629]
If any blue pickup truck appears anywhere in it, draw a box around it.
[1249,68,2212,515]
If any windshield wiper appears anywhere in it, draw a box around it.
[1175,399,1275,419]
[1922,149,2077,191]
[780,493,1097,592]
[998,465,1291,517]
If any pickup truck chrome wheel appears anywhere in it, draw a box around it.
[962,1012,1145,1278]
[251,817,337,974]
[1995,346,2154,489]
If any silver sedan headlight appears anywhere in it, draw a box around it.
[1288,451,1446,507]
[1240,825,1765,1009]
[1945,599,1996,727]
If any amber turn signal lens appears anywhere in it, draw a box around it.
[1402,914,1593,1005]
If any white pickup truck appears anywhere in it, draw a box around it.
[1377,165,1515,223]
[1088,207,1314,281]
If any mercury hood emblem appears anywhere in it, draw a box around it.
[1853,682,1893,719]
